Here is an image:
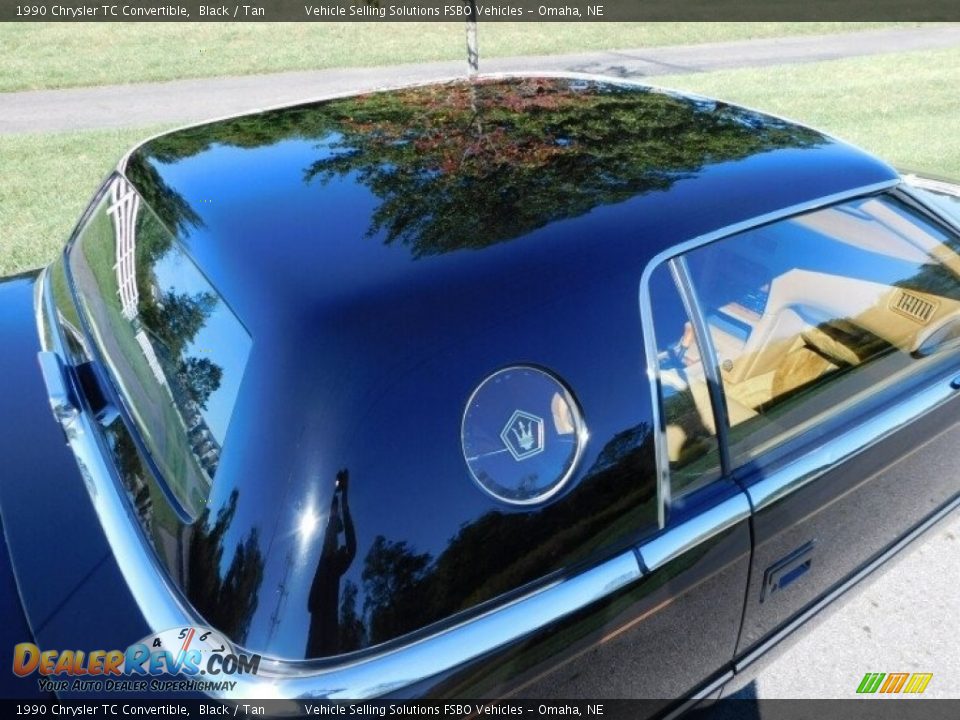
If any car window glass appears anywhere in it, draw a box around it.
[67,176,252,517]
[649,262,723,498]
[683,193,960,466]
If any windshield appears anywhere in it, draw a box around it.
[67,175,251,517]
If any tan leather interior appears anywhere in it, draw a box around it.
[658,196,960,480]
[712,268,960,418]
[662,274,960,452]
[661,354,757,464]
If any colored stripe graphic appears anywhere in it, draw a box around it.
[903,673,933,694]
[857,672,932,694]
[857,673,885,693]
[880,673,909,693]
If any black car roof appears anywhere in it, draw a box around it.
[122,75,898,342]
[117,76,901,659]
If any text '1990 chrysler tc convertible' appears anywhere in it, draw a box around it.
[2,75,960,711]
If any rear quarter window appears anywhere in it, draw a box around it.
[648,262,723,499]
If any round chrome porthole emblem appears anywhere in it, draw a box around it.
[461,366,586,506]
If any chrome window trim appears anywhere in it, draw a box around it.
[37,68,957,698]
[902,173,960,199]
[37,273,645,697]
[638,179,899,528]
[34,267,55,354]
[35,257,751,700]
[747,365,960,512]
[635,176,960,685]
[671,255,732,475]
[900,178,960,236]
[37,270,199,628]
[48,97,937,696]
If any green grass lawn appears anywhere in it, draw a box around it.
[0,22,918,93]
[649,46,960,181]
[1,45,958,277]
[0,125,169,276]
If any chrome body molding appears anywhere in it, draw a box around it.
[250,552,643,699]
[35,180,902,698]
[638,493,751,572]
[902,173,960,198]
[48,402,644,696]
[746,372,960,512]
[39,253,753,697]
[35,152,924,698]
[37,275,646,697]
[37,350,80,423]
[637,179,900,529]
[37,268,200,631]
[900,179,960,236]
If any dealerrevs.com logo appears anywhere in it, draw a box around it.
[12,627,260,693]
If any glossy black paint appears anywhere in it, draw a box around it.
[735,368,960,655]
[11,73,951,708]
[0,475,48,700]
[112,77,896,660]
[0,273,154,698]
[398,510,750,704]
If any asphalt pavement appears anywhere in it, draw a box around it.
[2,25,960,134]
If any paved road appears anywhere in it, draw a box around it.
[2,25,960,134]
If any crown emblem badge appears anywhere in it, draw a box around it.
[501,410,545,461]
